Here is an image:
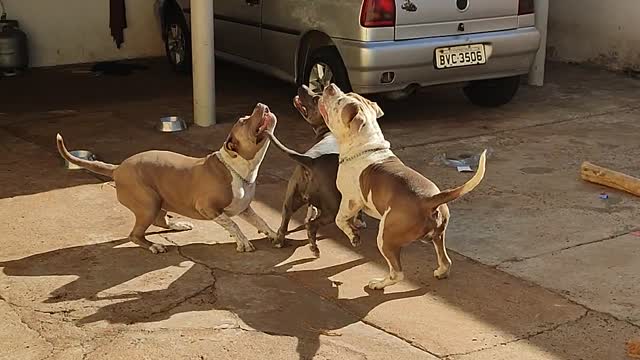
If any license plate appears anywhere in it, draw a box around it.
[435,44,486,69]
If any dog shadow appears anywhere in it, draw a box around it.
[0,232,428,360]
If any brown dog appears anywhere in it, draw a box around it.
[267,86,365,256]
[57,103,279,253]
[319,84,487,289]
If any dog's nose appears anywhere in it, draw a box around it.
[324,84,338,96]
[257,103,269,113]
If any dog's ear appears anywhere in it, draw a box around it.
[351,93,384,119]
[341,102,366,133]
[224,136,238,157]
[351,114,366,133]
[341,102,358,125]
[369,100,384,119]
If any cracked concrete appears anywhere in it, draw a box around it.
[0,299,52,360]
[500,233,640,326]
[445,310,591,358]
[450,312,639,360]
[1,59,640,359]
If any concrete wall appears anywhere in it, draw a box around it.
[1,0,164,67]
[547,0,640,72]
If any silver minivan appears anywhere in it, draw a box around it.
[157,0,540,106]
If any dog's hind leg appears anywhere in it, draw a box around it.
[432,230,452,279]
[305,206,321,256]
[305,206,335,257]
[429,209,451,279]
[276,171,306,247]
[129,213,167,254]
[153,210,194,231]
[118,187,168,254]
[368,209,404,290]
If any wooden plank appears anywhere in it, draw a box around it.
[580,161,640,197]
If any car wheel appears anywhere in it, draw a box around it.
[303,47,351,94]
[164,13,192,73]
[463,76,521,107]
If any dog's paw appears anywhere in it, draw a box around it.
[367,278,388,290]
[272,231,286,248]
[236,241,256,253]
[350,235,362,248]
[309,244,320,258]
[272,239,285,248]
[169,221,194,231]
[149,243,167,254]
[433,267,450,279]
[259,229,278,239]
[263,230,284,248]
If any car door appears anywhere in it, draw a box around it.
[259,0,301,80]
[214,0,262,63]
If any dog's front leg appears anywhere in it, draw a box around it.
[238,205,280,247]
[213,213,256,252]
[335,198,363,247]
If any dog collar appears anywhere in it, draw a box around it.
[215,152,253,185]
[339,147,390,164]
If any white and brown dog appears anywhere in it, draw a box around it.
[319,84,487,290]
[57,103,279,254]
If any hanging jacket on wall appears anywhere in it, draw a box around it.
[109,0,127,49]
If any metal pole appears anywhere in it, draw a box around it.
[191,0,215,126]
[528,0,549,86]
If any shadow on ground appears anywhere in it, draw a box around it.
[0,213,590,360]
[0,234,428,360]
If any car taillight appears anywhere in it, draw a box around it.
[518,0,534,15]
[360,0,396,28]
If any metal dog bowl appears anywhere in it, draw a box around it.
[157,116,188,132]
[65,150,97,170]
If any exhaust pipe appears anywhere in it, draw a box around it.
[384,83,419,100]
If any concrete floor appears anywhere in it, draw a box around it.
[1,59,639,360]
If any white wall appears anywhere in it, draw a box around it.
[547,0,640,72]
[1,0,165,67]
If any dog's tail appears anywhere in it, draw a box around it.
[266,131,313,169]
[424,150,487,209]
[56,134,117,178]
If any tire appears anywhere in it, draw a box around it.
[164,13,192,74]
[302,47,351,93]
[463,75,521,107]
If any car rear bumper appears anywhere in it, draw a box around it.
[334,27,541,94]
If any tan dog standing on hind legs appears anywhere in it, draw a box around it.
[319,84,487,290]
[57,103,279,253]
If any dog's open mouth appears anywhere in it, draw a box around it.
[255,110,275,143]
[293,96,308,118]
